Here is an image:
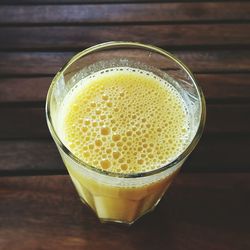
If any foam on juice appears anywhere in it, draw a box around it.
[58,67,190,174]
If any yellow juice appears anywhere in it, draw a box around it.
[57,67,190,224]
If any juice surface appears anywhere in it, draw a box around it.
[59,67,190,174]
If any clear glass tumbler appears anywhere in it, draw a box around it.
[46,42,206,225]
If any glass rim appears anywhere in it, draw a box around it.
[46,41,206,178]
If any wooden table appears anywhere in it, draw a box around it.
[0,1,250,249]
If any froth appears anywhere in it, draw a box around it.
[58,67,190,174]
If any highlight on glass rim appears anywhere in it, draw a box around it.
[46,41,206,225]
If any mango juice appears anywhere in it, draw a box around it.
[56,67,191,224]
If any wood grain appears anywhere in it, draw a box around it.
[185,134,250,172]
[1,2,250,24]
[0,174,249,249]
[0,1,249,249]
[196,74,250,100]
[0,0,241,4]
[1,50,250,76]
[0,135,250,174]
[0,77,51,103]
[0,139,63,174]
[0,107,49,139]
[1,24,250,50]
[1,74,250,103]
[0,52,73,76]
[0,104,249,139]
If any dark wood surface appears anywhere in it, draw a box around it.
[1,135,250,175]
[0,1,250,249]
[1,2,250,24]
[1,105,250,139]
[2,50,250,76]
[2,24,250,50]
[2,74,250,102]
[0,174,250,250]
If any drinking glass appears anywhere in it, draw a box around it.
[46,42,206,225]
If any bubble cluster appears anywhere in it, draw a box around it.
[59,67,190,174]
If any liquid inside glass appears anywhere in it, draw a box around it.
[54,65,195,224]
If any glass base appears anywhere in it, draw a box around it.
[79,195,162,225]
[66,154,177,226]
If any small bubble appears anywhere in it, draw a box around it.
[100,115,106,120]
[120,163,128,171]
[113,151,120,159]
[90,102,96,107]
[118,158,125,163]
[101,127,110,135]
[69,143,76,149]
[182,128,187,133]
[102,94,108,101]
[112,127,117,132]
[126,131,132,136]
[92,121,98,127]
[95,140,102,147]
[100,159,111,169]
[95,109,101,115]
[107,102,112,107]
[84,119,91,125]
[147,148,152,153]
[112,134,121,142]
[81,126,88,133]
[137,159,144,165]
[83,152,90,158]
